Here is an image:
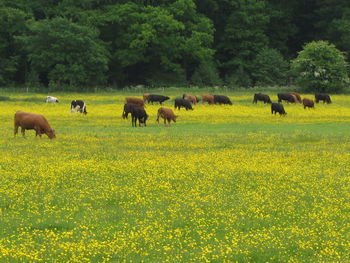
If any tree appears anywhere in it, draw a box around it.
[291,40,349,93]
[0,7,29,86]
[20,17,109,88]
[251,48,289,86]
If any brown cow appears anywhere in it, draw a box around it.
[183,94,199,104]
[302,98,314,109]
[143,93,150,102]
[290,94,299,103]
[202,94,214,104]
[14,111,56,139]
[125,97,145,107]
[156,107,177,126]
[288,92,302,103]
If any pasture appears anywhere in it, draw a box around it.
[0,91,349,262]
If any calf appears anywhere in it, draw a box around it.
[302,98,314,109]
[214,95,232,105]
[131,107,148,127]
[157,107,177,126]
[183,94,199,104]
[71,100,87,114]
[125,97,145,107]
[315,93,332,104]
[122,103,143,119]
[202,94,214,104]
[253,93,271,104]
[147,94,170,104]
[287,92,302,103]
[271,103,287,116]
[174,98,193,111]
[46,96,59,103]
[14,111,56,139]
[277,93,295,103]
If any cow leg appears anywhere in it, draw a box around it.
[21,127,25,137]
[14,124,19,137]
[164,118,166,126]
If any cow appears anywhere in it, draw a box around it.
[174,98,193,111]
[183,94,199,104]
[157,107,177,126]
[147,94,170,104]
[46,96,59,103]
[131,107,148,127]
[287,92,302,103]
[202,94,214,104]
[71,100,87,114]
[315,93,332,104]
[125,97,145,107]
[271,103,287,116]
[277,93,295,103]
[214,95,232,105]
[143,93,150,102]
[302,98,315,109]
[14,111,56,139]
[253,93,271,104]
[122,103,142,119]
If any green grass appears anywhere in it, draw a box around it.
[0,91,349,262]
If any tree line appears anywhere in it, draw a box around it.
[1,0,350,91]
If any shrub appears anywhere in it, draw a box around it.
[291,41,349,93]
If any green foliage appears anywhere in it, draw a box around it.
[251,48,289,86]
[0,6,29,86]
[291,41,349,93]
[19,17,109,88]
[191,61,222,87]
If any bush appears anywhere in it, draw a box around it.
[191,62,222,87]
[251,48,289,86]
[291,41,349,93]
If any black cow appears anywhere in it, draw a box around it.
[271,103,287,115]
[131,107,148,127]
[213,95,232,105]
[253,93,271,104]
[277,93,295,103]
[147,94,170,104]
[122,103,141,119]
[315,93,332,104]
[71,100,87,114]
[174,98,193,110]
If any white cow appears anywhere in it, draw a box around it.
[46,96,59,103]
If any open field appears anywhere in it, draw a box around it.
[0,91,350,262]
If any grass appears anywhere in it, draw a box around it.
[0,92,349,262]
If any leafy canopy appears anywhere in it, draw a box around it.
[291,40,348,93]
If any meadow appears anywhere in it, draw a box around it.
[0,90,349,262]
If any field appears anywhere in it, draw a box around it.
[0,91,349,262]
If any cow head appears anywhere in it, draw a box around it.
[47,129,56,139]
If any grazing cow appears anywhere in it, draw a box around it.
[302,98,315,109]
[71,100,87,114]
[271,103,287,116]
[287,92,302,103]
[214,95,232,105]
[125,97,145,107]
[253,93,271,104]
[14,111,56,139]
[122,103,143,119]
[143,93,150,102]
[183,94,199,104]
[315,93,332,104]
[46,96,59,103]
[147,94,170,104]
[174,98,193,111]
[202,94,214,104]
[157,107,177,126]
[131,107,148,127]
[290,94,299,103]
[277,93,295,103]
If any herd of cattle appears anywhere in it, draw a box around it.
[13,92,332,139]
